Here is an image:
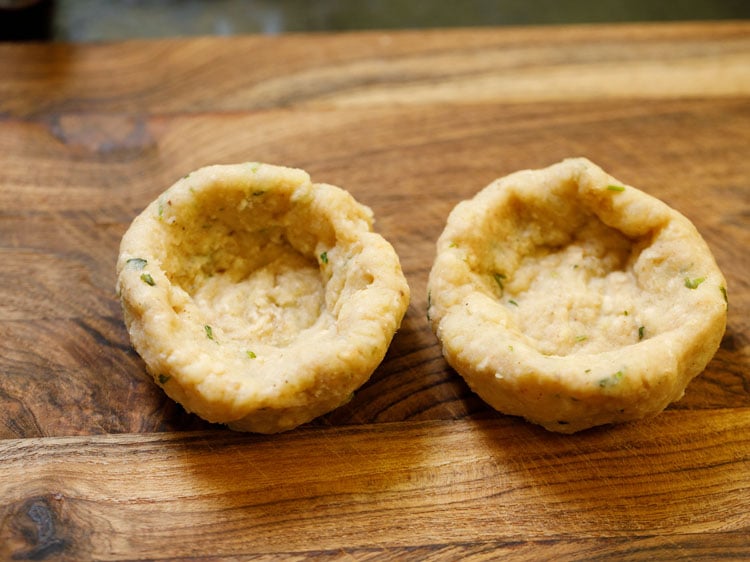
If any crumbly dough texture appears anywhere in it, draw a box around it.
[117,163,409,433]
[428,158,727,433]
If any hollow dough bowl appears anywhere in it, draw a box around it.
[428,158,727,433]
[117,163,410,433]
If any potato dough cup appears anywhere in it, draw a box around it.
[117,163,409,433]
[428,158,727,433]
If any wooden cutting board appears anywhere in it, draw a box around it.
[1,21,748,560]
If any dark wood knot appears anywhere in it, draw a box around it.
[10,496,67,560]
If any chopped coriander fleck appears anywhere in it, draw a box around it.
[158,374,171,384]
[638,326,645,340]
[140,272,155,286]
[720,285,728,307]
[493,273,506,296]
[126,257,147,270]
[599,370,624,388]
[320,251,328,264]
[508,299,518,306]
[684,277,706,289]
[606,184,626,192]
[622,310,629,316]
[575,335,588,342]
[183,173,191,179]
[246,350,257,359]
[508,345,514,352]
[249,162,260,172]
[449,241,458,248]
[204,324,215,340]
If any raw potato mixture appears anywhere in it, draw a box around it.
[117,163,410,433]
[428,158,727,433]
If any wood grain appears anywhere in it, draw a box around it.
[1,413,748,560]
[0,22,748,117]
[0,21,748,560]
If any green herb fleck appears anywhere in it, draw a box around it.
[508,299,518,306]
[126,258,147,270]
[140,272,155,286]
[249,162,261,173]
[158,374,171,384]
[449,241,458,248]
[575,335,588,342]
[158,199,165,219]
[599,370,624,388]
[684,277,706,289]
[622,310,629,316]
[508,345,514,352]
[320,251,328,264]
[606,184,626,192]
[204,324,215,340]
[246,350,257,359]
[638,326,645,340]
[493,273,506,296]
[183,173,191,179]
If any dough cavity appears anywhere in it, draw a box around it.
[192,243,327,348]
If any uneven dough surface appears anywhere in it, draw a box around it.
[117,162,410,433]
[193,247,328,348]
[428,158,727,433]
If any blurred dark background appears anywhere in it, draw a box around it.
[2,0,750,42]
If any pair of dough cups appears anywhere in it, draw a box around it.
[118,158,726,434]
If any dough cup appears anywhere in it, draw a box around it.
[428,158,727,433]
[117,163,409,433]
